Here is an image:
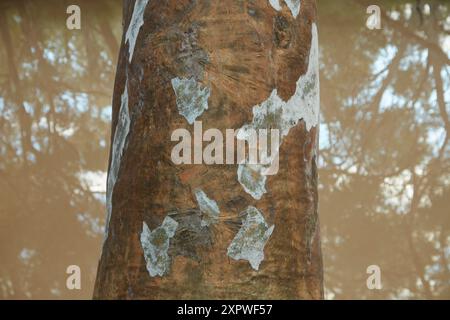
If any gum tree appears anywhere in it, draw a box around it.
[94,0,323,299]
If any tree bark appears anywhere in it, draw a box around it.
[94,0,323,299]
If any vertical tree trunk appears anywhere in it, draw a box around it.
[94,0,323,299]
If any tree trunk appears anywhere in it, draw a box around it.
[94,0,323,299]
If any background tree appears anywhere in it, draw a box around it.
[319,0,450,299]
[0,0,121,298]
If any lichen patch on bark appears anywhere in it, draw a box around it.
[125,0,149,63]
[237,164,268,200]
[269,0,282,11]
[105,81,130,239]
[194,189,220,227]
[171,77,211,124]
[227,206,274,270]
[140,216,179,277]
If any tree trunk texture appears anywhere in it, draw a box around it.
[94,0,323,299]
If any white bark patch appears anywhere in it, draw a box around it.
[227,206,274,270]
[237,23,319,199]
[171,77,211,124]
[105,81,130,239]
[268,0,301,18]
[194,189,220,227]
[237,164,267,200]
[284,0,301,18]
[140,217,179,277]
[268,0,282,11]
[125,0,149,63]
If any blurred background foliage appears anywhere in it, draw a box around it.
[0,0,448,299]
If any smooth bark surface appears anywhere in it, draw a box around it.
[94,0,323,299]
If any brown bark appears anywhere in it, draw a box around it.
[94,0,323,299]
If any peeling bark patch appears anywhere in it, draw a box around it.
[140,216,179,277]
[268,0,282,11]
[227,206,274,270]
[237,164,267,200]
[176,26,209,81]
[171,77,211,124]
[169,210,213,261]
[284,0,301,18]
[125,0,149,63]
[268,0,301,18]
[236,23,319,199]
[105,82,130,239]
[194,189,220,227]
